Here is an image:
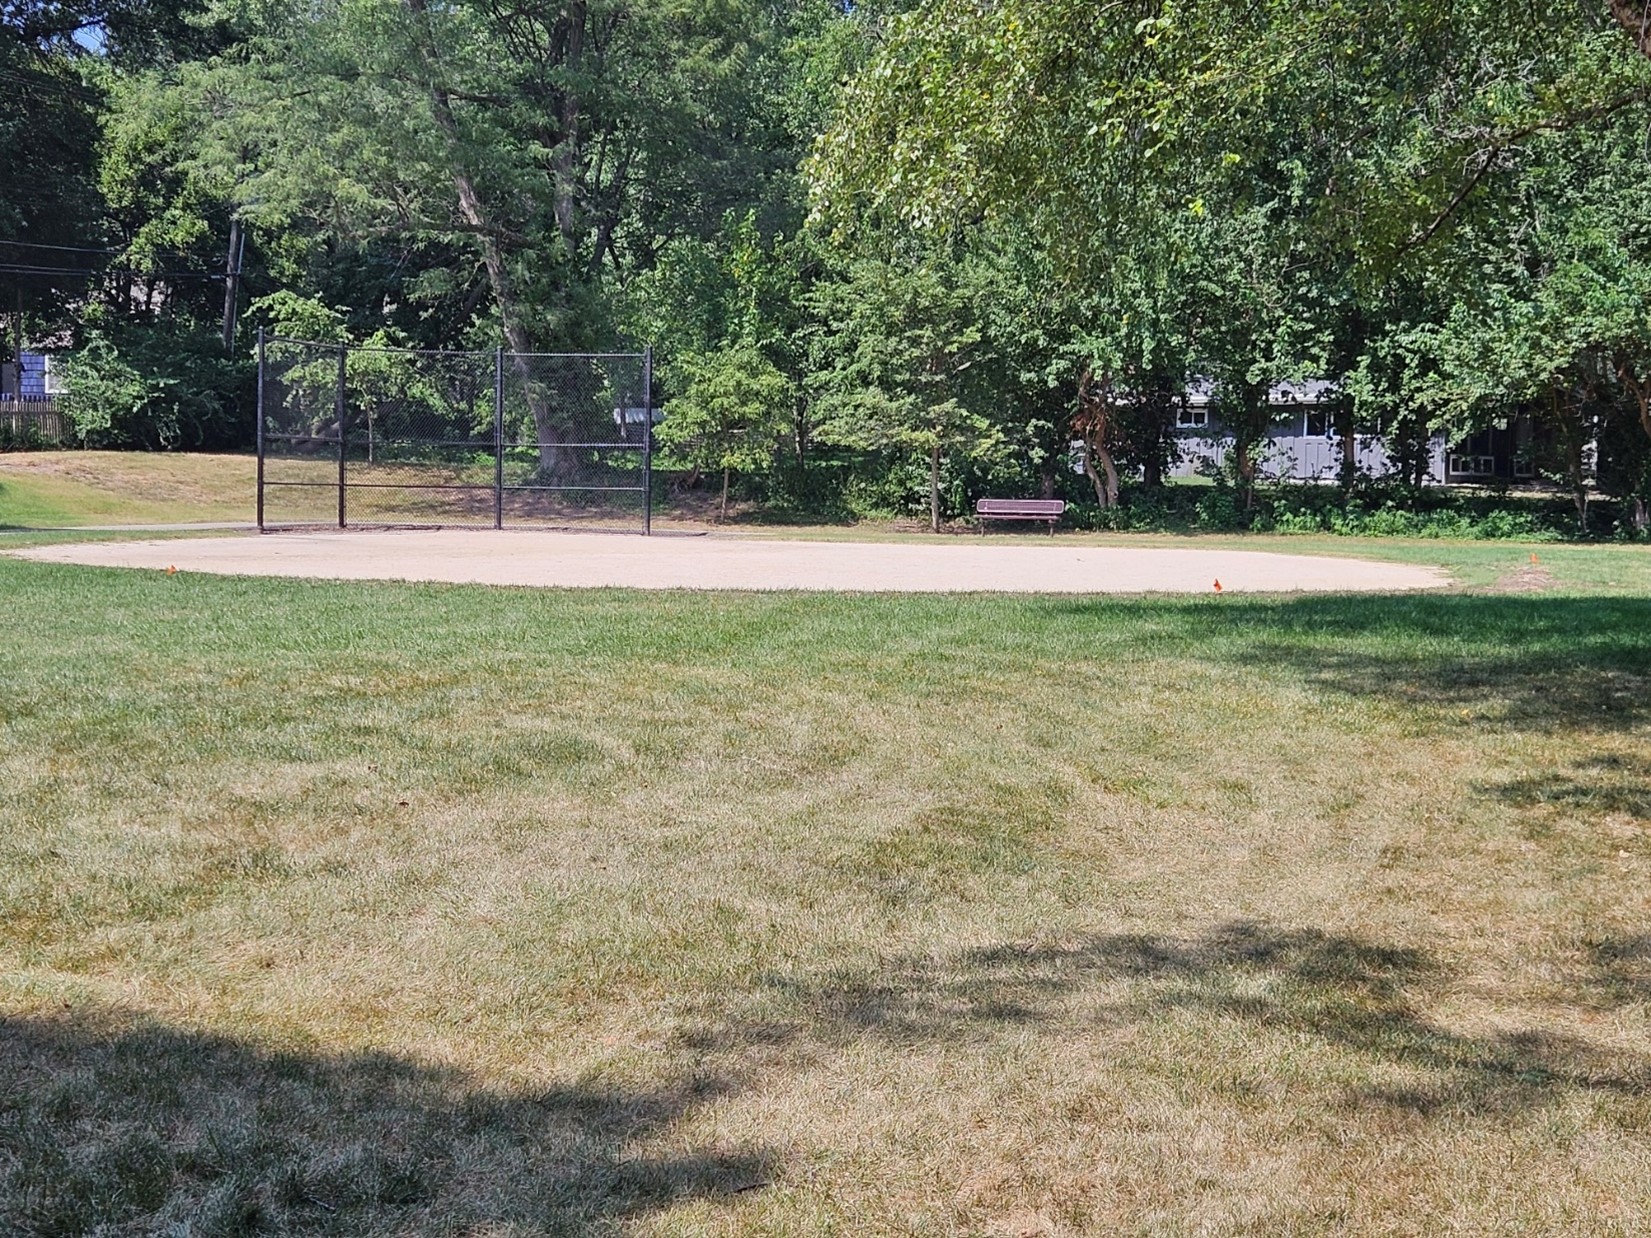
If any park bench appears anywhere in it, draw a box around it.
[974,498,1066,533]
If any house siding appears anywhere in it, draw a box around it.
[1168,421,1450,484]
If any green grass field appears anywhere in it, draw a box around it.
[2,542,1650,1234]
[0,452,257,528]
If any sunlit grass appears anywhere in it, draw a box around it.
[0,452,257,527]
[2,559,1650,1233]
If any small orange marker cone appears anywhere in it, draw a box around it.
[1530,553,1539,564]
[1213,579,1223,593]
[166,565,177,575]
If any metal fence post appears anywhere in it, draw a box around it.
[494,346,505,530]
[642,346,653,536]
[255,327,266,532]
[336,343,348,529]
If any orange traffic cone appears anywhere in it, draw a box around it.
[1213,579,1223,593]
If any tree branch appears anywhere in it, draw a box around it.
[1399,87,1651,253]
[1610,0,1651,60]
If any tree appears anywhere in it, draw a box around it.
[0,8,105,351]
[809,0,1651,523]
[810,254,1002,532]
[1396,114,1651,528]
[623,212,820,472]
[189,0,830,477]
[811,0,1651,277]
[1183,202,1330,507]
[654,342,793,521]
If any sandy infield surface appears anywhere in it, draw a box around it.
[13,529,1450,594]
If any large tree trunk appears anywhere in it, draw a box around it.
[1617,358,1651,530]
[1611,0,1651,58]
[1141,407,1163,488]
[409,0,568,481]
[1553,386,1590,531]
[1075,367,1121,509]
[552,2,586,250]
[1140,387,1169,488]
[1083,441,1120,508]
[1235,438,1257,510]
[220,216,241,351]
[1233,383,1272,511]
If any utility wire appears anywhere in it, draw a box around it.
[0,65,102,103]
[0,263,224,279]
[0,240,124,255]
[1,241,236,266]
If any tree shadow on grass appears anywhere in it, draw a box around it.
[1588,935,1651,1007]
[0,1011,771,1236]
[689,922,1649,1121]
[1048,593,1651,734]
[9,926,1644,1231]
[1486,752,1651,820]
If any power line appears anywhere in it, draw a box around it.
[1,241,241,267]
[0,264,102,276]
[0,263,224,280]
[0,240,123,255]
[0,64,102,103]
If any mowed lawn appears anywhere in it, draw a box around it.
[3,554,1651,1235]
[0,453,258,528]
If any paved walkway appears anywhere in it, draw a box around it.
[13,529,1450,594]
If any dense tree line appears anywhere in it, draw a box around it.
[7,0,1651,530]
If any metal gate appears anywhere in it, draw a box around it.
[256,332,653,533]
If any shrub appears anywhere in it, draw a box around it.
[61,327,253,451]
[1072,484,1587,540]
[1194,488,1245,531]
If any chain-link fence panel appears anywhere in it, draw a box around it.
[257,335,653,532]
[500,353,650,531]
[343,346,496,527]
[258,337,346,527]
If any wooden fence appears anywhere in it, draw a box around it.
[0,400,71,447]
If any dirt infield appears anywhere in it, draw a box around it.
[13,529,1450,593]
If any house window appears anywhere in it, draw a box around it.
[1177,405,1208,429]
[1448,454,1496,478]
[1303,407,1331,437]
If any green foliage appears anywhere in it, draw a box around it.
[806,0,1651,523]
[181,0,840,356]
[247,291,348,344]
[1080,481,1605,541]
[655,343,794,513]
[810,253,1009,528]
[16,0,1651,531]
[1268,501,1564,542]
[61,326,252,450]
[98,69,233,283]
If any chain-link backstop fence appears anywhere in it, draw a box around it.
[257,333,653,533]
